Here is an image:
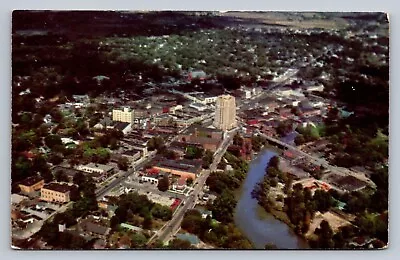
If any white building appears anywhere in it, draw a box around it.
[189,102,208,112]
[213,95,237,131]
[141,175,159,184]
[61,138,80,145]
[170,105,183,114]
[112,107,134,123]
[304,84,325,92]
[76,163,115,175]
[201,96,218,104]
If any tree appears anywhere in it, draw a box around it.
[147,239,165,249]
[233,133,244,146]
[202,150,213,169]
[168,238,192,249]
[147,137,165,151]
[131,232,148,248]
[117,156,129,171]
[143,215,153,230]
[48,153,63,165]
[186,177,194,186]
[53,211,77,227]
[55,170,69,182]
[110,216,120,230]
[313,190,335,213]
[269,156,280,168]
[181,210,203,234]
[73,171,85,187]
[217,159,227,170]
[151,204,172,221]
[184,145,204,159]
[294,134,306,145]
[313,220,334,248]
[38,221,58,243]
[276,120,293,137]
[157,175,170,192]
[211,190,237,223]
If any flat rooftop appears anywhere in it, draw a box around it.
[84,163,115,172]
[42,182,74,193]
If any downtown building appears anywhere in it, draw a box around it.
[213,94,237,131]
[112,107,134,123]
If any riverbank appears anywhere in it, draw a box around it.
[234,148,307,249]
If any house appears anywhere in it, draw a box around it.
[94,117,116,130]
[18,175,45,193]
[20,151,36,160]
[72,94,90,103]
[114,122,132,135]
[330,175,368,193]
[61,137,80,146]
[79,218,110,236]
[187,70,207,81]
[283,150,301,160]
[197,208,212,219]
[40,182,76,203]
[120,223,144,233]
[172,177,187,191]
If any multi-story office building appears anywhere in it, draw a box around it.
[112,107,134,123]
[213,94,237,131]
[40,183,75,203]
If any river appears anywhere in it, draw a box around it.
[234,148,308,249]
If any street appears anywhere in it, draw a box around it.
[147,129,236,245]
[258,132,376,188]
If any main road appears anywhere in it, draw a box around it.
[147,128,237,245]
[96,122,202,199]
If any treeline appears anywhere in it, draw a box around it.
[252,156,388,248]
[110,191,173,231]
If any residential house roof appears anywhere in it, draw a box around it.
[19,175,44,187]
[80,219,110,236]
[331,175,367,192]
[114,122,131,132]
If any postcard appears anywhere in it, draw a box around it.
[11,11,388,250]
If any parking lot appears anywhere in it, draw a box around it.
[12,197,71,240]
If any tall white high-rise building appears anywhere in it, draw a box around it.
[213,94,237,131]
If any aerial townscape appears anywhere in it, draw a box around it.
[11,11,388,250]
